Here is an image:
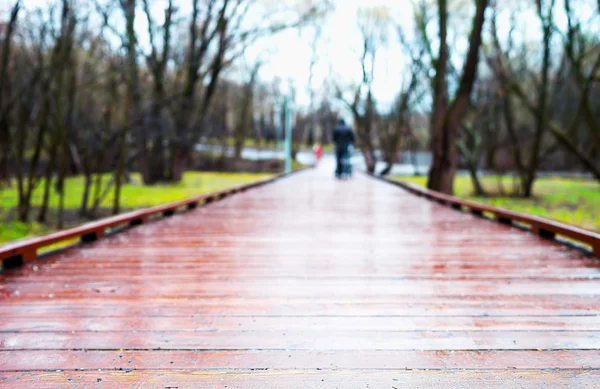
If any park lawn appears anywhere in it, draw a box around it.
[394,175,600,233]
[0,172,273,244]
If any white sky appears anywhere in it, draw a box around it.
[245,0,416,110]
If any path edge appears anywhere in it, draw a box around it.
[0,167,311,270]
[367,173,600,259]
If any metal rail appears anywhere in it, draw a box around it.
[372,175,600,258]
[0,171,298,269]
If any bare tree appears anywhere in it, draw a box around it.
[488,0,599,193]
[0,1,20,187]
[170,0,329,181]
[336,6,390,173]
[378,61,421,176]
[377,24,426,176]
[427,0,489,194]
[456,82,493,197]
[233,61,261,160]
[14,12,50,222]
[113,0,141,214]
[141,0,175,184]
[545,0,599,180]
[54,0,77,228]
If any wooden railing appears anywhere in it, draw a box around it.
[0,171,298,270]
[372,175,600,258]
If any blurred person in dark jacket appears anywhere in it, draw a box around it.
[332,119,355,179]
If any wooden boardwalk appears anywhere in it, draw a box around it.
[1,166,599,388]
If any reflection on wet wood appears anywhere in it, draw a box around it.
[1,168,599,387]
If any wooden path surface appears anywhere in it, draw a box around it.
[1,166,600,388]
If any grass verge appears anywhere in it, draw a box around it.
[393,175,600,233]
[0,172,273,244]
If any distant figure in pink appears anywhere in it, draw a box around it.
[313,143,323,166]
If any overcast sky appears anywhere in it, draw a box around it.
[7,0,416,112]
[246,0,416,110]
[6,0,599,115]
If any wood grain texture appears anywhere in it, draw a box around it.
[1,370,600,389]
[2,350,600,371]
[1,165,599,387]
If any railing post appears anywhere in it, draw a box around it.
[129,217,147,226]
[539,228,556,240]
[471,209,483,217]
[496,216,512,225]
[81,229,104,243]
[2,247,36,269]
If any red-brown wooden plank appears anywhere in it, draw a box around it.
[0,174,283,265]
[1,165,599,387]
[3,315,600,332]
[375,175,600,256]
[2,330,600,350]
[2,370,600,389]
[2,350,599,371]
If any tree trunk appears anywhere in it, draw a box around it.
[54,0,77,229]
[362,149,376,174]
[353,115,376,174]
[0,3,19,187]
[38,135,58,223]
[169,144,186,182]
[14,60,43,222]
[114,0,140,214]
[520,2,554,198]
[484,103,498,170]
[17,197,31,222]
[0,116,10,187]
[548,123,600,182]
[16,109,30,222]
[57,123,67,229]
[79,173,92,217]
[20,88,50,222]
[145,102,166,185]
[352,90,377,174]
[468,165,485,196]
[426,0,449,192]
[501,92,527,190]
[427,0,488,194]
[379,163,393,176]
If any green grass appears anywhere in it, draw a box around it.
[0,220,51,243]
[0,172,273,244]
[394,175,600,233]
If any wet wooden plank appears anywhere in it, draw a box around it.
[1,167,599,386]
[3,315,600,332]
[2,350,600,371]
[9,268,600,280]
[3,279,600,298]
[380,175,600,254]
[2,369,600,389]
[1,296,599,317]
[7,264,600,280]
[2,330,600,350]
[0,176,280,265]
